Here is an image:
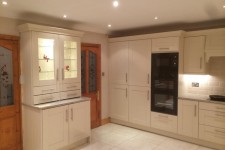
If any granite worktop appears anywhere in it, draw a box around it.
[179,96,225,105]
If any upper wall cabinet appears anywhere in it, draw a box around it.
[152,37,179,52]
[184,36,206,74]
[129,40,151,86]
[18,23,83,105]
[109,42,129,85]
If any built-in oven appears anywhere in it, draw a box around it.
[151,53,178,115]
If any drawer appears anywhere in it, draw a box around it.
[33,85,58,95]
[33,93,60,104]
[151,112,177,133]
[200,110,225,129]
[199,102,225,113]
[61,83,81,92]
[61,90,81,100]
[199,125,225,145]
[152,37,179,52]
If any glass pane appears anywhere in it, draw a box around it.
[81,51,86,93]
[88,51,97,93]
[64,41,77,79]
[0,46,14,106]
[38,38,55,80]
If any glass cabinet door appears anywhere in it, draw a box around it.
[60,36,81,84]
[33,32,59,86]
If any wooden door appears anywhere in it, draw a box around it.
[81,43,101,129]
[0,35,21,150]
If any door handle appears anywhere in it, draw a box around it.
[97,90,100,101]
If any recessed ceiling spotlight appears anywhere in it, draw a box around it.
[154,16,158,20]
[108,24,112,28]
[2,1,8,5]
[63,15,67,18]
[113,0,119,7]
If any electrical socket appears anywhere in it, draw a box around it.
[192,82,199,87]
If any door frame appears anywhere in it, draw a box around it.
[81,43,101,128]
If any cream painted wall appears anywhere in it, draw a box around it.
[0,17,109,119]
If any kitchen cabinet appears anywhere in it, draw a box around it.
[183,36,206,74]
[151,112,178,133]
[22,100,90,150]
[18,24,83,105]
[129,86,150,127]
[178,99,198,138]
[199,102,225,145]
[110,84,128,121]
[109,42,129,85]
[129,40,151,86]
[152,37,179,52]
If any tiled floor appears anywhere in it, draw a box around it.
[76,123,214,150]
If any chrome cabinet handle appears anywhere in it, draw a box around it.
[56,69,59,80]
[126,88,127,98]
[62,68,64,80]
[71,108,73,121]
[126,73,128,83]
[200,57,202,69]
[66,109,69,122]
[194,105,197,117]
[147,74,150,84]
[159,47,170,50]
[147,90,150,101]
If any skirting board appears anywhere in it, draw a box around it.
[110,118,225,150]
[101,117,110,125]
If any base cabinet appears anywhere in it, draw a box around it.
[129,86,150,127]
[151,112,177,133]
[22,100,90,150]
[178,99,198,138]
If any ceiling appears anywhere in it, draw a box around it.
[1,0,225,35]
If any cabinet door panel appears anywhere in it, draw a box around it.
[69,101,90,144]
[32,32,59,87]
[178,100,198,138]
[110,84,128,121]
[59,35,81,85]
[152,37,179,52]
[184,36,205,74]
[43,105,68,150]
[129,86,150,127]
[109,42,128,84]
[129,40,151,86]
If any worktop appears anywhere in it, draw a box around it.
[179,97,225,105]
[22,97,90,110]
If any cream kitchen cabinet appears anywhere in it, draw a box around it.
[178,99,199,138]
[110,84,129,121]
[151,112,178,133]
[129,86,150,127]
[109,42,129,85]
[183,36,206,74]
[129,40,151,86]
[199,102,225,145]
[22,100,90,150]
[152,37,180,52]
[18,23,83,105]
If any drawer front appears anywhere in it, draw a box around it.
[152,37,179,52]
[33,85,58,95]
[200,102,225,113]
[200,110,225,129]
[61,90,81,100]
[151,112,177,133]
[34,93,60,104]
[61,83,81,92]
[199,125,225,145]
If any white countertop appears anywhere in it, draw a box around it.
[22,97,90,109]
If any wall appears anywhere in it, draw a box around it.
[0,17,109,119]
[181,57,225,99]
